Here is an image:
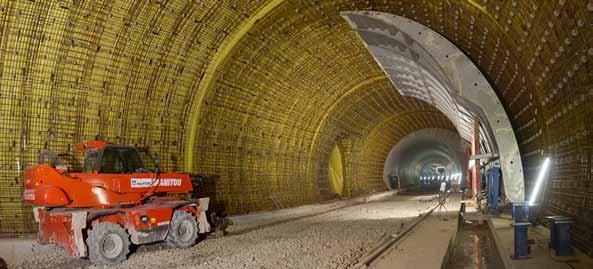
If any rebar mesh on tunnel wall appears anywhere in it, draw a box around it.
[0,0,266,234]
[0,1,592,251]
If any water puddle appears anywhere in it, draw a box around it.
[445,221,504,269]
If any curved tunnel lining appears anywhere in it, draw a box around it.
[342,11,525,203]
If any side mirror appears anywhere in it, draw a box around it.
[152,153,161,174]
[152,153,160,167]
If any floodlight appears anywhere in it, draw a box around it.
[528,158,551,205]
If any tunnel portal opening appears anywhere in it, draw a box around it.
[384,129,467,193]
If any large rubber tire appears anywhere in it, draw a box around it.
[166,210,199,248]
[86,222,130,265]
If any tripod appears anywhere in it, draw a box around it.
[435,191,449,220]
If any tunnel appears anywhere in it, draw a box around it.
[0,1,592,268]
[383,128,468,192]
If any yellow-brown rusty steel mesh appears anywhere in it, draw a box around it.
[0,1,590,253]
[0,0,266,233]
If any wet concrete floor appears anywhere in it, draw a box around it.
[446,222,504,269]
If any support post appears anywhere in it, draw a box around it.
[471,117,480,198]
[555,220,574,256]
[487,167,501,214]
[512,202,529,222]
[513,203,529,223]
[512,222,531,259]
[545,216,560,250]
[545,216,570,250]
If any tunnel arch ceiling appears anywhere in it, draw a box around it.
[0,1,591,253]
[341,11,525,202]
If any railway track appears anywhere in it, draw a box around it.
[354,194,447,268]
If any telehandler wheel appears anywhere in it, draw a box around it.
[166,210,198,248]
[86,222,130,265]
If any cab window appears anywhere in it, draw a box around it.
[99,147,145,173]
[137,148,156,172]
[83,151,99,172]
[121,148,144,172]
[100,148,125,173]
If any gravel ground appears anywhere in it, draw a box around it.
[11,195,436,269]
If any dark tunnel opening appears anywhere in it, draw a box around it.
[384,129,467,193]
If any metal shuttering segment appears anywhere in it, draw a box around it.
[342,12,525,203]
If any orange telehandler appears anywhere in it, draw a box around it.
[22,139,210,264]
